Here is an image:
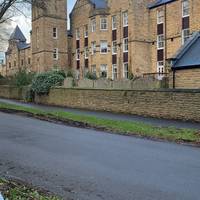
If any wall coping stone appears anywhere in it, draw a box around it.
[55,87,200,93]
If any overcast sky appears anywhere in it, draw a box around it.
[0,0,76,57]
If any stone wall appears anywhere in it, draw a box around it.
[64,77,169,90]
[0,85,199,122]
[173,68,200,89]
[35,88,200,122]
[0,85,28,100]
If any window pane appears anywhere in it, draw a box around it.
[100,18,108,30]
[100,41,108,53]
[100,64,108,78]
[123,12,128,27]
[123,63,129,79]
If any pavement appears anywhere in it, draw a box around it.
[0,112,200,200]
[0,98,200,129]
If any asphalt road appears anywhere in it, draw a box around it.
[0,98,200,129]
[0,112,200,200]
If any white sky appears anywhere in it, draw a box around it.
[13,0,76,41]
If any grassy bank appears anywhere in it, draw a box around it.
[0,178,61,200]
[0,102,199,145]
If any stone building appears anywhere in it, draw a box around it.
[70,0,200,81]
[4,0,200,88]
[31,0,68,72]
[170,31,200,89]
[0,61,6,77]
[70,0,151,79]
[5,26,32,76]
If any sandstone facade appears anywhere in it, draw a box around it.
[70,0,200,81]
[5,26,32,76]
[31,0,68,72]
[4,0,200,89]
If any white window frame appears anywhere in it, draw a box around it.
[157,10,164,24]
[123,11,128,27]
[112,41,117,55]
[123,38,128,52]
[123,62,129,79]
[53,48,58,60]
[157,61,165,80]
[182,28,190,44]
[84,47,89,59]
[100,64,108,78]
[112,15,117,30]
[91,41,96,55]
[91,65,96,75]
[157,34,164,49]
[112,64,118,80]
[36,27,39,49]
[76,28,80,40]
[100,40,108,54]
[182,0,189,18]
[91,18,96,32]
[100,17,108,31]
[76,48,80,60]
[84,25,88,38]
[53,27,57,39]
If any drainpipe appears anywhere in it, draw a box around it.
[173,69,176,89]
[119,8,122,79]
[164,4,167,73]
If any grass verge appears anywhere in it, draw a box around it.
[0,102,199,145]
[0,178,61,200]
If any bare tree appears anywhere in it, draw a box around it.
[0,0,45,52]
[0,0,45,24]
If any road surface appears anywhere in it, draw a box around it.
[0,112,200,200]
[0,98,200,129]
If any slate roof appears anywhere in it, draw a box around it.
[89,0,107,9]
[17,42,30,50]
[9,25,26,42]
[171,32,200,70]
[148,0,177,9]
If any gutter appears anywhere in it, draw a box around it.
[148,0,177,10]
[172,65,200,70]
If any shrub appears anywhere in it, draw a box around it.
[13,70,35,88]
[31,71,65,95]
[100,71,107,79]
[85,71,97,80]
[0,74,4,79]
[66,70,74,78]
[53,69,66,78]
[25,88,35,102]
[128,73,134,80]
